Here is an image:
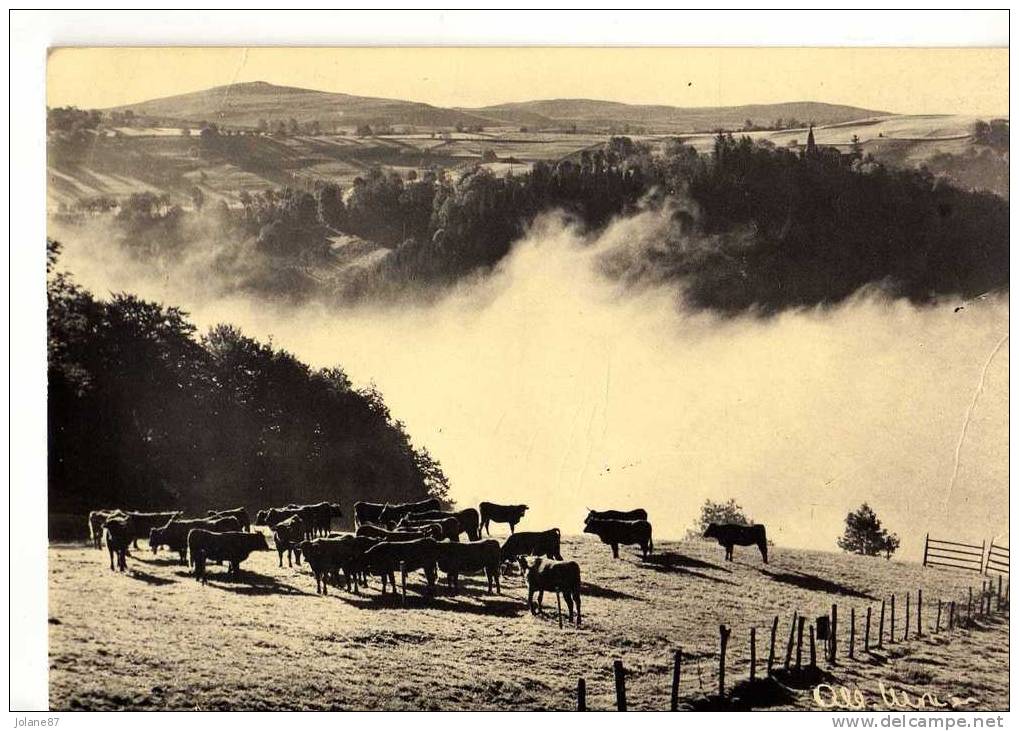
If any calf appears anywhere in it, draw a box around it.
[584,508,648,524]
[479,502,528,535]
[435,540,501,594]
[207,508,251,532]
[500,529,564,567]
[583,518,653,559]
[412,508,481,541]
[363,537,441,598]
[704,523,768,563]
[103,516,132,572]
[149,516,242,564]
[88,509,124,549]
[188,530,269,584]
[272,515,308,567]
[519,557,582,626]
[397,516,460,542]
[300,536,378,594]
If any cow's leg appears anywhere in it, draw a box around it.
[278,550,284,568]
[527,586,535,614]
[612,543,619,559]
[564,592,574,622]
[537,589,545,614]
[760,542,768,564]
[494,567,501,595]
[108,546,115,571]
[509,522,516,535]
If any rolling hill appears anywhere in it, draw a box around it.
[105,81,889,133]
[469,99,891,131]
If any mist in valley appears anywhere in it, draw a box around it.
[51,208,1008,559]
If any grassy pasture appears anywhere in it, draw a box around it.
[49,532,1007,711]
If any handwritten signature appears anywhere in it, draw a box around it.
[813,681,977,710]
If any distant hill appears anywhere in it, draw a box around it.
[106,81,495,130]
[467,99,891,131]
[105,82,890,132]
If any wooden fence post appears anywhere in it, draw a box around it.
[849,608,855,660]
[890,594,896,644]
[935,600,942,633]
[719,625,731,700]
[795,616,805,670]
[997,575,1003,610]
[923,532,929,566]
[809,625,816,668]
[767,616,778,675]
[830,604,838,664]
[613,659,626,711]
[949,601,955,630]
[878,600,886,648]
[670,649,682,711]
[904,593,911,640]
[980,582,987,616]
[865,606,872,651]
[577,678,586,711]
[749,627,757,681]
[968,587,973,621]
[784,612,797,670]
[917,589,922,637]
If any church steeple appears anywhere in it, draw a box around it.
[806,124,817,157]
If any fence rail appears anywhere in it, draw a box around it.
[923,533,985,573]
[985,540,1009,576]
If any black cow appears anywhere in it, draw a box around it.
[479,502,528,535]
[123,511,182,548]
[397,516,460,542]
[284,502,343,537]
[500,529,564,566]
[583,518,653,559]
[355,525,433,542]
[411,509,481,541]
[149,516,242,564]
[188,530,269,583]
[353,501,386,528]
[301,535,378,594]
[704,523,768,563]
[584,508,648,524]
[272,515,307,567]
[519,557,581,626]
[363,537,441,598]
[254,507,306,537]
[88,509,124,549]
[103,516,132,572]
[435,540,501,594]
[206,508,251,532]
[376,497,442,525]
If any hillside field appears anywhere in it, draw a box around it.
[49,532,1008,711]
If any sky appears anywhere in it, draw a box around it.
[48,47,1009,115]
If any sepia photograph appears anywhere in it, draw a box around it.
[9,10,1011,716]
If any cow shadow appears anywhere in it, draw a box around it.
[174,568,310,596]
[132,554,187,568]
[335,587,527,617]
[126,569,176,586]
[643,551,732,573]
[761,570,875,600]
[580,580,642,601]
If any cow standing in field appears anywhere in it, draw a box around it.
[479,502,528,535]
[123,511,182,549]
[301,535,378,594]
[88,509,124,549]
[355,524,433,542]
[584,508,648,523]
[272,515,308,567]
[435,540,502,594]
[704,523,769,564]
[583,518,653,559]
[188,530,269,584]
[103,516,132,572]
[207,508,251,532]
[500,529,564,568]
[149,516,242,564]
[519,557,581,626]
[377,497,443,526]
[397,516,461,542]
[363,537,441,598]
[285,502,343,537]
[410,508,481,541]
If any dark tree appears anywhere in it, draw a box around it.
[837,503,898,558]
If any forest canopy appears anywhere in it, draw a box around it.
[47,239,449,519]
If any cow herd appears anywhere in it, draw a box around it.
[88,500,770,628]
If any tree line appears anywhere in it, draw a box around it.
[47,240,449,518]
